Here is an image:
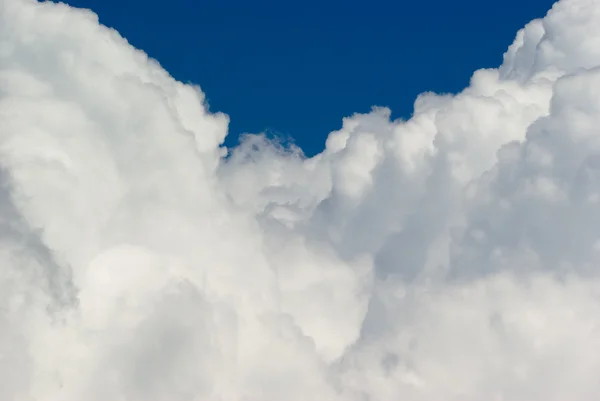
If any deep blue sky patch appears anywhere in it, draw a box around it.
[61,0,556,156]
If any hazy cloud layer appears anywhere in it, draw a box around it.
[2,0,600,399]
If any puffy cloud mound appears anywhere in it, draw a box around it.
[2,0,600,399]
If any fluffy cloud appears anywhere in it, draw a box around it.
[2,0,600,399]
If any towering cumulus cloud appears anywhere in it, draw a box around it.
[1,0,600,399]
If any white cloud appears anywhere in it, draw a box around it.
[2,0,600,399]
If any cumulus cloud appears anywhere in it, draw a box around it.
[2,0,600,399]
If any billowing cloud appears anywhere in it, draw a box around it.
[2,0,600,399]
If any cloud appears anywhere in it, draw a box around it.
[2,0,600,399]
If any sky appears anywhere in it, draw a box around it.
[60,0,555,155]
[5,0,600,399]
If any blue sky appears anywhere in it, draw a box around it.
[62,0,556,156]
